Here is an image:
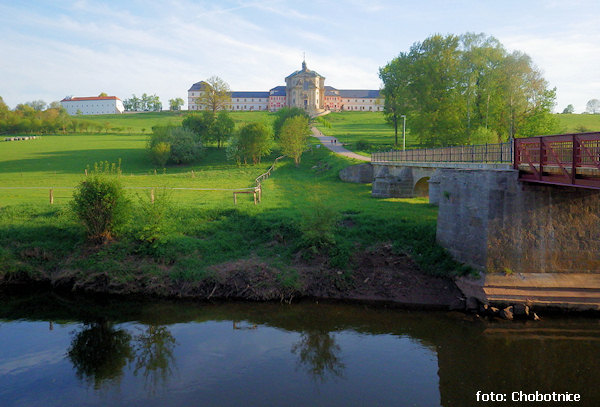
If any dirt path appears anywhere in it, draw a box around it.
[311,127,371,162]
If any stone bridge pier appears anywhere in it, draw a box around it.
[339,162,600,310]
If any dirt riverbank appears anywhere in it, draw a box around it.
[1,243,463,308]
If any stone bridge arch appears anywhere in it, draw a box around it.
[371,165,437,199]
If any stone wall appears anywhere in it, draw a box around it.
[338,163,373,183]
[436,168,600,273]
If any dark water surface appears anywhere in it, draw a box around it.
[1,290,599,406]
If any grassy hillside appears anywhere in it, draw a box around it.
[0,119,467,282]
[80,111,273,133]
[315,112,419,157]
[556,113,600,133]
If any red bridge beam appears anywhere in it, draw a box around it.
[514,132,600,189]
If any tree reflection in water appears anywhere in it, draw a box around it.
[291,330,345,383]
[67,320,133,390]
[67,322,176,393]
[133,325,177,393]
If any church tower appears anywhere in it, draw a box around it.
[284,60,325,114]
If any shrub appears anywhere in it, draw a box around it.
[132,188,172,252]
[355,139,371,150]
[149,142,171,167]
[71,162,130,243]
[299,199,339,252]
[146,125,202,165]
[169,127,202,164]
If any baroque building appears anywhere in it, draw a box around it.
[188,61,382,114]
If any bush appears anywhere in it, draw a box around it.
[299,199,339,252]
[147,125,202,165]
[131,188,172,252]
[71,162,130,243]
[355,139,371,150]
[149,142,171,167]
[169,127,202,164]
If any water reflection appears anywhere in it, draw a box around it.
[133,325,177,393]
[67,320,133,389]
[67,321,177,393]
[1,290,600,407]
[291,330,345,382]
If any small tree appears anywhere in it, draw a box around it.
[562,104,575,114]
[169,98,184,111]
[182,111,214,144]
[71,161,130,243]
[280,115,311,166]
[273,107,310,138]
[237,122,273,164]
[586,99,600,114]
[213,111,235,148]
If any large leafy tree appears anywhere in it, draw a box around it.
[196,76,231,114]
[379,33,559,146]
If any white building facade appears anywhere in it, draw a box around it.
[188,62,382,114]
[60,96,125,115]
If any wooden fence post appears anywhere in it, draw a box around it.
[233,192,237,205]
[49,188,54,204]
[150,188,155,204]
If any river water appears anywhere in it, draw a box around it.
[1,290,599,406]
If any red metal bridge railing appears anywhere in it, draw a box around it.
[514,132,600,189]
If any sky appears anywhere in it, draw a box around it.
[1,0,599,113]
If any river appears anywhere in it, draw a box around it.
[0,289,599,406]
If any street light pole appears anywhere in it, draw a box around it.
[401,115,406,151]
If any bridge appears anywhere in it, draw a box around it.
[340,132,600,310]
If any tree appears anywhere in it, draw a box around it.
[48,101,63,110]
[272,107,310,138]
[182,111,215,144]
[168,98,184,111]
[235,122,273,164]
[280,115,311,166]
[25,100,47,111]
[213,111,235,148]
[586,99,600,114]
[562,104,575,114]
[147,125,203,165]
[195,76,231,114]
[379,55,411,146]
[98,92,108,97]
[379,33,558,146]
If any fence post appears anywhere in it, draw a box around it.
[150,188,155,204]
[49,188,54,204]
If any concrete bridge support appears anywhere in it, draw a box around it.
[435,168,600,309]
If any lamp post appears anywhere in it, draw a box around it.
[401,115,406,151]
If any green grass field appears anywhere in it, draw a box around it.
[315,112,416,157]
[556,113,600,133]
[1,114,466,282]
[80,111,274,133]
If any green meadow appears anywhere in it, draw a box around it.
[0,112,466,284]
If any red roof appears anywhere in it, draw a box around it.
[61,96,121,102]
